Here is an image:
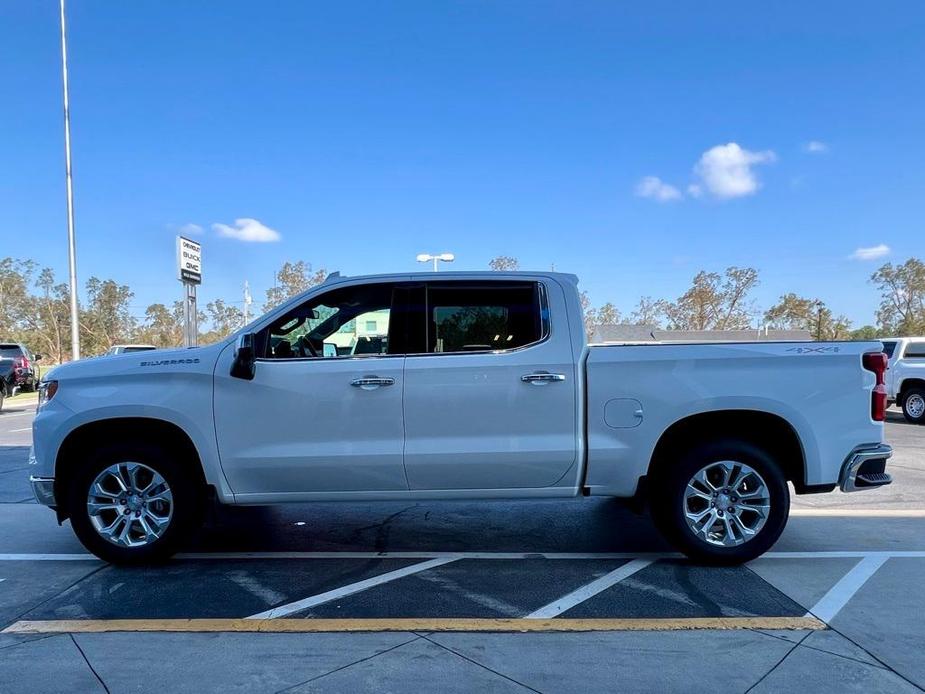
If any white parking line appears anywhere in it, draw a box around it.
[791,509,925,517]
[524,559,653,619]
[2,550,925,561]
[807,555,888,623]
[245,556,459,619]
[8,427,31,433]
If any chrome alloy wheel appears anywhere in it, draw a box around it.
[683,460,771,547]
[907,393,925,419]
[87,462,173,547]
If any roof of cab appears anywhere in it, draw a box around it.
[322,270,579,285]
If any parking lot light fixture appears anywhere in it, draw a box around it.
[416,253,455,271]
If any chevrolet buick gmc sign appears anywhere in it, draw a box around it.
[176,236,202,284]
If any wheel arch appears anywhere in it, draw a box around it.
[898,378,925,401]
[646,410,812,494]
[54,417,209,521]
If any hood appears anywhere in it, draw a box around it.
[46,343,228,382]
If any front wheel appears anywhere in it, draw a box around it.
[67,441,204,564]
[650,440,790,565]
[902,388,925,424]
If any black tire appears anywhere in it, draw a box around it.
[901,388,925,425]
[650,439,790,565]
[66,440,204,564]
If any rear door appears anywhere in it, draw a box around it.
[402,279,579,490]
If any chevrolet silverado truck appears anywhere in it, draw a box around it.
[30,271,893,564]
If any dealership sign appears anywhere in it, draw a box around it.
[176,236,202,284]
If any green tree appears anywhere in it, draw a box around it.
[488,256,520,271]
[202,299,244,342]
[22,268,72,363]
[871,258,925,335]
[0,257,37,336]
[80,277,136,354]
[263,261,327,312]
[850,325,881,340]
[630,296,666,327]
[764,293,852,340]
[664,267,759,330]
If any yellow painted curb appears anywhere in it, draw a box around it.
[2,616,825,634]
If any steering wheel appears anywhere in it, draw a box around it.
[297,335,319,358]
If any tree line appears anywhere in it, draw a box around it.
[487,255,925,340]
[1,255,922,363]
[0,259,327,362]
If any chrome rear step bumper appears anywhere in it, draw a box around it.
[839,444,893,492]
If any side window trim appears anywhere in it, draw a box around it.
[413,280,550,357]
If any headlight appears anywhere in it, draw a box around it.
[37,380,58,410]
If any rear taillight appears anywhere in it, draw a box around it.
[863,352,888,422]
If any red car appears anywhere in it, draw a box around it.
[0,342,41,393]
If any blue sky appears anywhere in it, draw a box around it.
[2,1,924,325]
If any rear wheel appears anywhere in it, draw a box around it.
[901,388,925,424]
[650,439,790,565]
[67,441,204,564]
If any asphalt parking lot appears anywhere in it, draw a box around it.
[1,395,924,693]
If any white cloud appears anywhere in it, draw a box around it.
[212,217,281,243]
[687,183,703,198]
[177,223,203,235]
[804,140,828,153]
[692,142,776,199]
[634,176,682,202]
[850,244,890,261]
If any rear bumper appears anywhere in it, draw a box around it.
[839,444,893,492]
[30,476,56,506]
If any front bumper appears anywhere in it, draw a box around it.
[30,476,56,507]
[839,444,893,492]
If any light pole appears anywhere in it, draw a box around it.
[59,0,80,359]
[416,253,455,271]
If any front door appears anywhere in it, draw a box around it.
[213,281,410,497]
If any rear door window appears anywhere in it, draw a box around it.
[424,282,546,354]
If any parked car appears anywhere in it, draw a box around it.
[105,344,158,356]
[30,271,892,565]
[0,342,41,392]
[0,357,15,410]
[880,337,925,423]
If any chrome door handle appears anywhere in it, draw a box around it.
[350,376,395,390]
[521,372,566,385]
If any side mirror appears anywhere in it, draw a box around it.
[230,333,256,380]
[33,354,43,362]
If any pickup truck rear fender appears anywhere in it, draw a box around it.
[646,408,808,493]
[586,396,822,496]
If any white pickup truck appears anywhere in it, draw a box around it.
[30,271,893,565]
[880,337,925,424]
